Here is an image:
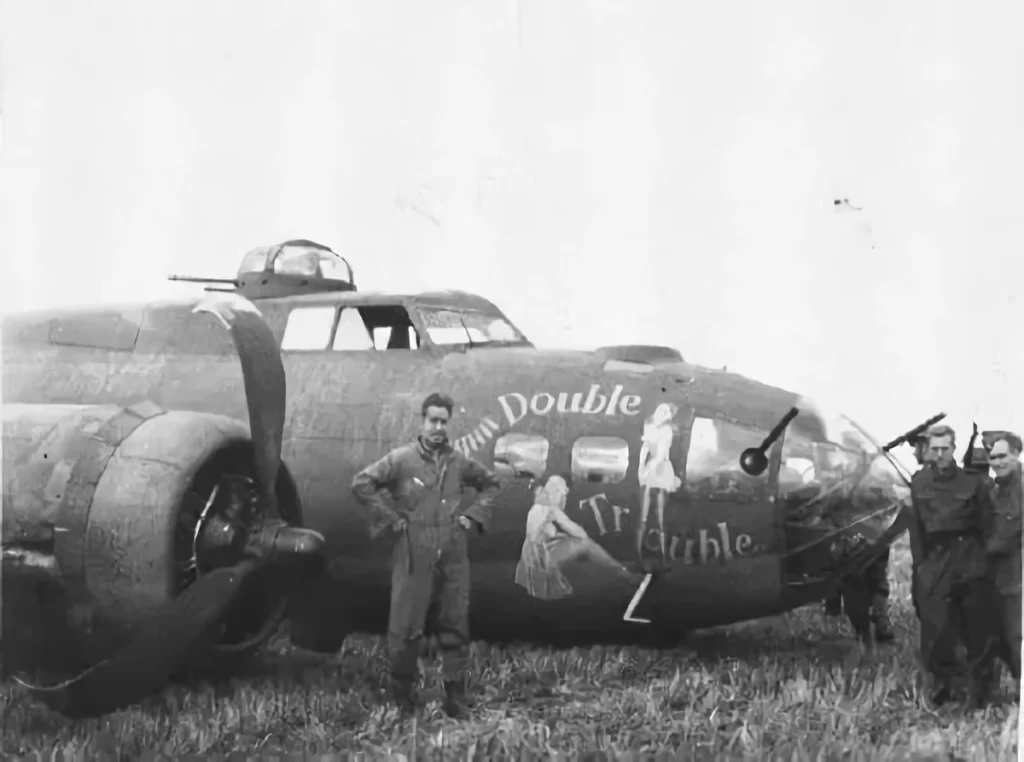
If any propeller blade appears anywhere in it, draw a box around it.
[1,560,124,685]
[193,295,286,516]
[13,561,258,718]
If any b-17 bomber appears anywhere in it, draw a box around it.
[1,240,923,717]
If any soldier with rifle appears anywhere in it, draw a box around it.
[909,424,999,708]
[825,414,945,642]
[983,431,1022,689]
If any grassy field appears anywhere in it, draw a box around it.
[1,538,1019,760]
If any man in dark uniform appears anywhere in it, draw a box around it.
[984,432,1022,687]
[910,424,1000,708]
[826,531,894,644]
[352,392,500,718]
[906,432,934,618]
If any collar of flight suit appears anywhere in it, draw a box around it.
[415,436,452,464]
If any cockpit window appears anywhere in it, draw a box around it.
[780,397,910,528]
[332,307,374,351]
[685,417,769,499]
[281,306,336,351]
[331,305,421,351]
[418,308,526,347]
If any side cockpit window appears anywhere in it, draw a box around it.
[280,304,423,352]
[684,417,768,499]
[572,436,630,484]
[493,433,550,480]
[281,306,336,351]
[333,307,374,351]
[332,305,421,351]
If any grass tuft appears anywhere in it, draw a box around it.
[2,538,1018,759]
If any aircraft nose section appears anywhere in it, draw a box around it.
[780,398,911,583]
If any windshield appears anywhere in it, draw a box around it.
[780,395,910,535]
[418,307,528,347]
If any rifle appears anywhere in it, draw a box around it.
[963,422,979,468]
[882,412,947,453]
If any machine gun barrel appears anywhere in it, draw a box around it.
[167,275,239,285]
[882,412,947,452]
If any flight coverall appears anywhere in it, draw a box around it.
[351,439,499,695]
[986,465,1022,681]
[910,464,1000,702]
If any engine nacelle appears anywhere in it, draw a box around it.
[1,401,302,677]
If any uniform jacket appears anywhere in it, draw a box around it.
[909,462,994,593]
[910,463,994,537]
[987,464,1022,594]
[352,437,500,543]
[987,464,1022,554]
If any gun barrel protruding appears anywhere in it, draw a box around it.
[167,275,239,285]
[883,412,947,452]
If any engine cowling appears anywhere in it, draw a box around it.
[1,401,305,679]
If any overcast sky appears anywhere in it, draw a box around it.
[1,0,1021,454]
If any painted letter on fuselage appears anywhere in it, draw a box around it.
[498,393,528,427]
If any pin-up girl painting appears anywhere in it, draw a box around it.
[636,402,682,561]
[515,475,639,600]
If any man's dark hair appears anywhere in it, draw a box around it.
[926,424,956,447]
[422,392,455,418]
[993,432,1023,454]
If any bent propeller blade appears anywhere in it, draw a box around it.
[194,294,286,516]
[13,562,257,718]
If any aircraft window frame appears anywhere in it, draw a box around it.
[571,436,630,485]
[684,416,770,501]
[332,307,374,351]
[316,251,354,283]
[273,247,321,278]
[280,306,337,351]
[777,413,911,526]
[494,433,550,480]
[417,307,527,347]
[330,304,422,352]
[238,248,270,275]
[134,303,238,355]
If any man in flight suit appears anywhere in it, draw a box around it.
[352,392,500,718]
[985,432,1022,686]
[911,424,999,708]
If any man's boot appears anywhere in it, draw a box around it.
[442,680,470,718]
[965,671,994,711]
[929,680,952,707]
[823,594,843,618]
[871,596,895,644]
[391,676,417,718]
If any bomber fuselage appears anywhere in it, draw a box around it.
[3,290,882,643]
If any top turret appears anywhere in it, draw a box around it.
[169,239,356,299]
